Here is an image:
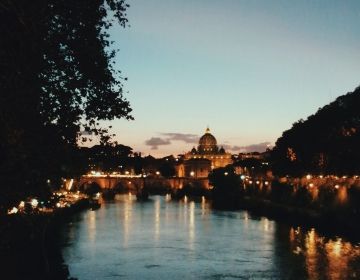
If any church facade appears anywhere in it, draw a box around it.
[176,128,233,178]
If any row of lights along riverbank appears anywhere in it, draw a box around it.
[7,191,87,215]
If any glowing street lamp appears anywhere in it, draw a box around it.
[8,207,18,214]
[19,201,25,208]
[31,199,39,208]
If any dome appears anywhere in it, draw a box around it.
[198,127,218,153]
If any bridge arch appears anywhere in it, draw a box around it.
[79,181,102,195]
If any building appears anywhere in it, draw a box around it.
[176,127,233,178]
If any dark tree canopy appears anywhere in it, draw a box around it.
[209,166,242,210]
[0,0,132,207]
[83,143,133,172]
[271,86,360,176]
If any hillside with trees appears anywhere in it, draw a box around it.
[271,86,360,176]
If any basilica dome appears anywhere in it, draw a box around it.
[198,127,218,153]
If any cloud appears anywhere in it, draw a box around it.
[222,144,243,152]
[161,133,199,143]
[241,142,272,153]
[145,137,171,150]
[222,142,272,153]
[145,132,199,150]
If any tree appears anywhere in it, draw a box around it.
[159,162,176,178]
[84,143,133,172]
[271,86,360,176]
[209,166,242,209]
[0,0,132,208]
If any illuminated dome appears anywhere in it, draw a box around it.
[198,127,218,153]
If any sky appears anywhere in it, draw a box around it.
[106,0,360,157]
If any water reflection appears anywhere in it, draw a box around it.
[201,196,206,217]
[288,226,360,279]
[189,201,195,250]
[87,210,96,245]
[154,197,160,242]
[263,217,270,232]
[243,211,249,229]
[62,195,360,280]
[122,194,134,247]
[165,193,171,202]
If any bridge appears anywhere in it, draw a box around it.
[68,174,210,193]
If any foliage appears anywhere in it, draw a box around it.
[209,166,242,209]
[159,157,176,178]
[0,1,132,207]
[233,157,270,177]
[271,86,360,176]
[83,143,133,172]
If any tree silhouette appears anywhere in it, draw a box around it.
[271,86,360,176]
[0,1,132,208]
[209,166,242,209]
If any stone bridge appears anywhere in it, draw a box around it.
[70,175,210,193]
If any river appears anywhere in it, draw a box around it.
[61,195,360,279]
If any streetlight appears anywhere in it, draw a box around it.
[31,199,39,208]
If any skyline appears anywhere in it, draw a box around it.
[106,0,360,157]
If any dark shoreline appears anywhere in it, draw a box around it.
[0,199,93,280]
[169,189,360,242]
[233,196,360,242]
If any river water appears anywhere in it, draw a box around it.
[61,195,360,279]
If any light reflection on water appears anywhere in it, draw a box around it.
[288,226,360,280]
[62,195,360,279]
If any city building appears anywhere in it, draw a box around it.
[175,127,233,178]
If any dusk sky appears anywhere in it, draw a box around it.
[106,0,360,157]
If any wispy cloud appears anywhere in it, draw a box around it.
[223,142,272,153]
[161,133,198,143]
[145,132,199,150]
[145,137,171,150]
[222,145,242,152]
[241,142,272,152]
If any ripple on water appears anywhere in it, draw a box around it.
[61,195,360,280]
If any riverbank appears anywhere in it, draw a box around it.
[234,196,360,240]
[165,180,360,240]
[0,198,95,280]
